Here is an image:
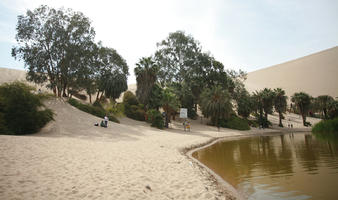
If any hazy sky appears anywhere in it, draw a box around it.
[1,0,337,84]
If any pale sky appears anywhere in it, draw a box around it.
[1,0,337,84]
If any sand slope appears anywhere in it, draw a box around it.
[1,98,254,200]
[245,46,338,99]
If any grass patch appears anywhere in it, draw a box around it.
[219,115,250,131]
[312,118,338,134]
[68,98,119,123]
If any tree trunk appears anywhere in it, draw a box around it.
[302,114,306,126]
[96,91,100,102]
[324,109,328,119]
[53,87,57,96]
[89,94,92,104]
[278,111,283,127]
[99,92,104,101]
[62,84,67,97]
[57,86,62,97]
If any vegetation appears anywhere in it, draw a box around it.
[12,5,128,101]
[312,118,338,135]
[274,88,288,127]
[200,86,233,129]
[68,98,119,123]
[146,109,164,129]
[219,115,250,131]
[291,92,312,126]
[317,95,334,119]
[135,57,159,109]
[0,82,54,135]
[122,91,145,121]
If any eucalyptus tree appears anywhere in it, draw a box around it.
[274,88,288,127]
[291,92,312,126]
[154,31,201,85]
[199,86,233,130]
[12,5,95,97]
[154,31,201,116]
[134,57,159,108]
[317,95,334,119]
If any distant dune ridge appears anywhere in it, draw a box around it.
[245,46,338,99]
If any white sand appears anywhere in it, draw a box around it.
[0,98,320,200]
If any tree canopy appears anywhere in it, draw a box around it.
[12,5,128,101]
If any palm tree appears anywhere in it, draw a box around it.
[317,95,334,119]
[274,88,288,127]
[291,92,311,126]
[261,88,275,121]
[199,86,233,130]
[161,88,180,121]
[252,91,264,127]
[135,57,159,109]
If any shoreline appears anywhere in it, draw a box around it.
[185,129,313,200]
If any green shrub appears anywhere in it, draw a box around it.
[93,100,104,109]
[219,115,250,131]
[107,102,125,117]
[123,91,139,105]
[125,104,145,121]
[147,109,164,129]
[68,98,120,123]
[0,82,54,135]
[312,118,338,134]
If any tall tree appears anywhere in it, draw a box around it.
[317,95,334,119]
[200,86,233,130]
[12,5,95,97]
[252,91,265,127]
[154,31,201,85]
[291,92,312,126]
[234,86,254,119]
[274,88,288,127]
[134,57,159,108]
[92,44,129,102]
[261,88,275,121]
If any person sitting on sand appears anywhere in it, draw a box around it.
[104,115,109,127]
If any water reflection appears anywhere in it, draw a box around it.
[193,133,338,200]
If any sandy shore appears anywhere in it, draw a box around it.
[0,99,320,200]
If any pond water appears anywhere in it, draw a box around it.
[192,133,338,200]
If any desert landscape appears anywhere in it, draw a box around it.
[0,51,327,199]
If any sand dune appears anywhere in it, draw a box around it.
[245,46,338,99]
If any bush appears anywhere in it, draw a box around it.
[125,104,145,121]
[123,91,138,105]
[0,82,54,135]
[219,115,250,131]
[147,109,164,129]
[93,100,104,109]
[68,98,120,123]
[107,102,125,117]
[312,118,338,134]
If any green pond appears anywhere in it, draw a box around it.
[192,133,338,200]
